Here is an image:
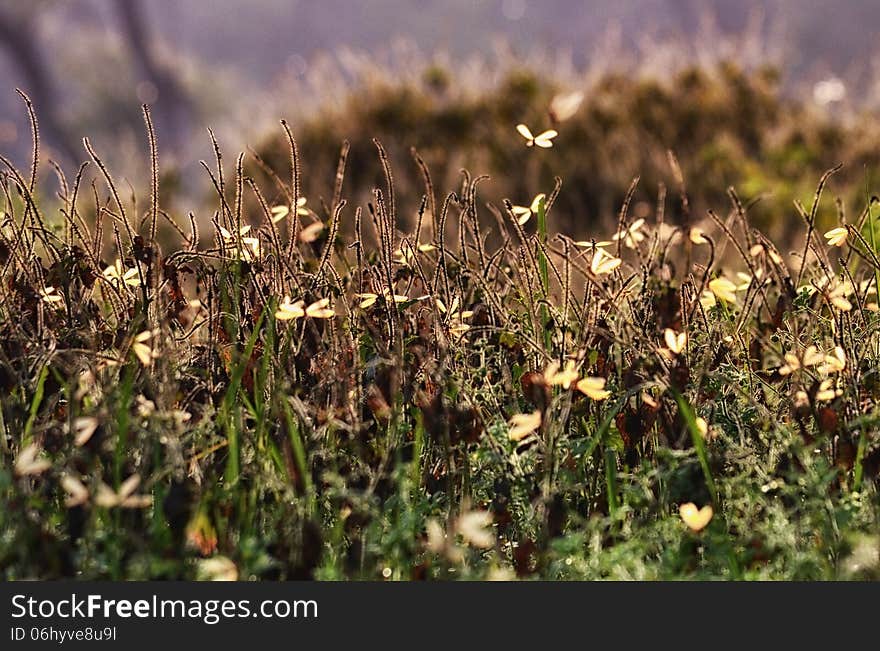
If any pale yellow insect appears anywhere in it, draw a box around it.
[590,248,621,275]
[735,272,757,291]
[824,226,848,247]
[576,377,610,400]
[14,444,51,477]
[305,298,336,319]
[679,502,713,532]
[826,280,853,312]
[749,243,784,265]
[708,277,737,304]
[814,379,841,402]
[544,360,579,390]
[61,474,89,508]
[73,417,99,447]
[510,193,546,225]
[393,242,436,266]
[219,225,261,261]
[612,218,646,249]
[357,290,410,309]
[270,197,310,223]
[778,353,801,376]
[516,123,558,148]
[102,259,140,288]
[572,239,612,249]
[456,510,494,549]
[803,345,826,367]
[436,296,471,319]
[437,296,474,335]
[196,556,239,581]
[818,347,846,374]
[689,227,709,245]
[779,345,824,376]
[663,328,687,355]
[299,221,325,243]
[132,331,155,367]
[95,474,152,509]
[275,297,305,320]
[699,290,716,310]
[508,410,542,441]
[275,297,335,320]
[549,90,584,122]
[40,286,63,304]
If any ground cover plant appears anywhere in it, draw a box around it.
[1,72,879,580]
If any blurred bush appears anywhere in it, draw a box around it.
[249,61,880,242]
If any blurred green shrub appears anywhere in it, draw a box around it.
[249,61,880,243]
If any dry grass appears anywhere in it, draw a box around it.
[0,78,878,580]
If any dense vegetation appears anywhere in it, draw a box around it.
[250,62,880,244]
[1,65,879,580]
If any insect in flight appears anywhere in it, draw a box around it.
[516,123,558,148]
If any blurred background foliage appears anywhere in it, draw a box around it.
[248,61,880,242]
[4,1,880,240]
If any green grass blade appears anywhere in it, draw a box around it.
[673,390,718,505]
[222,308,266,486]
[280,397,314,514]
[22,364,48,448]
